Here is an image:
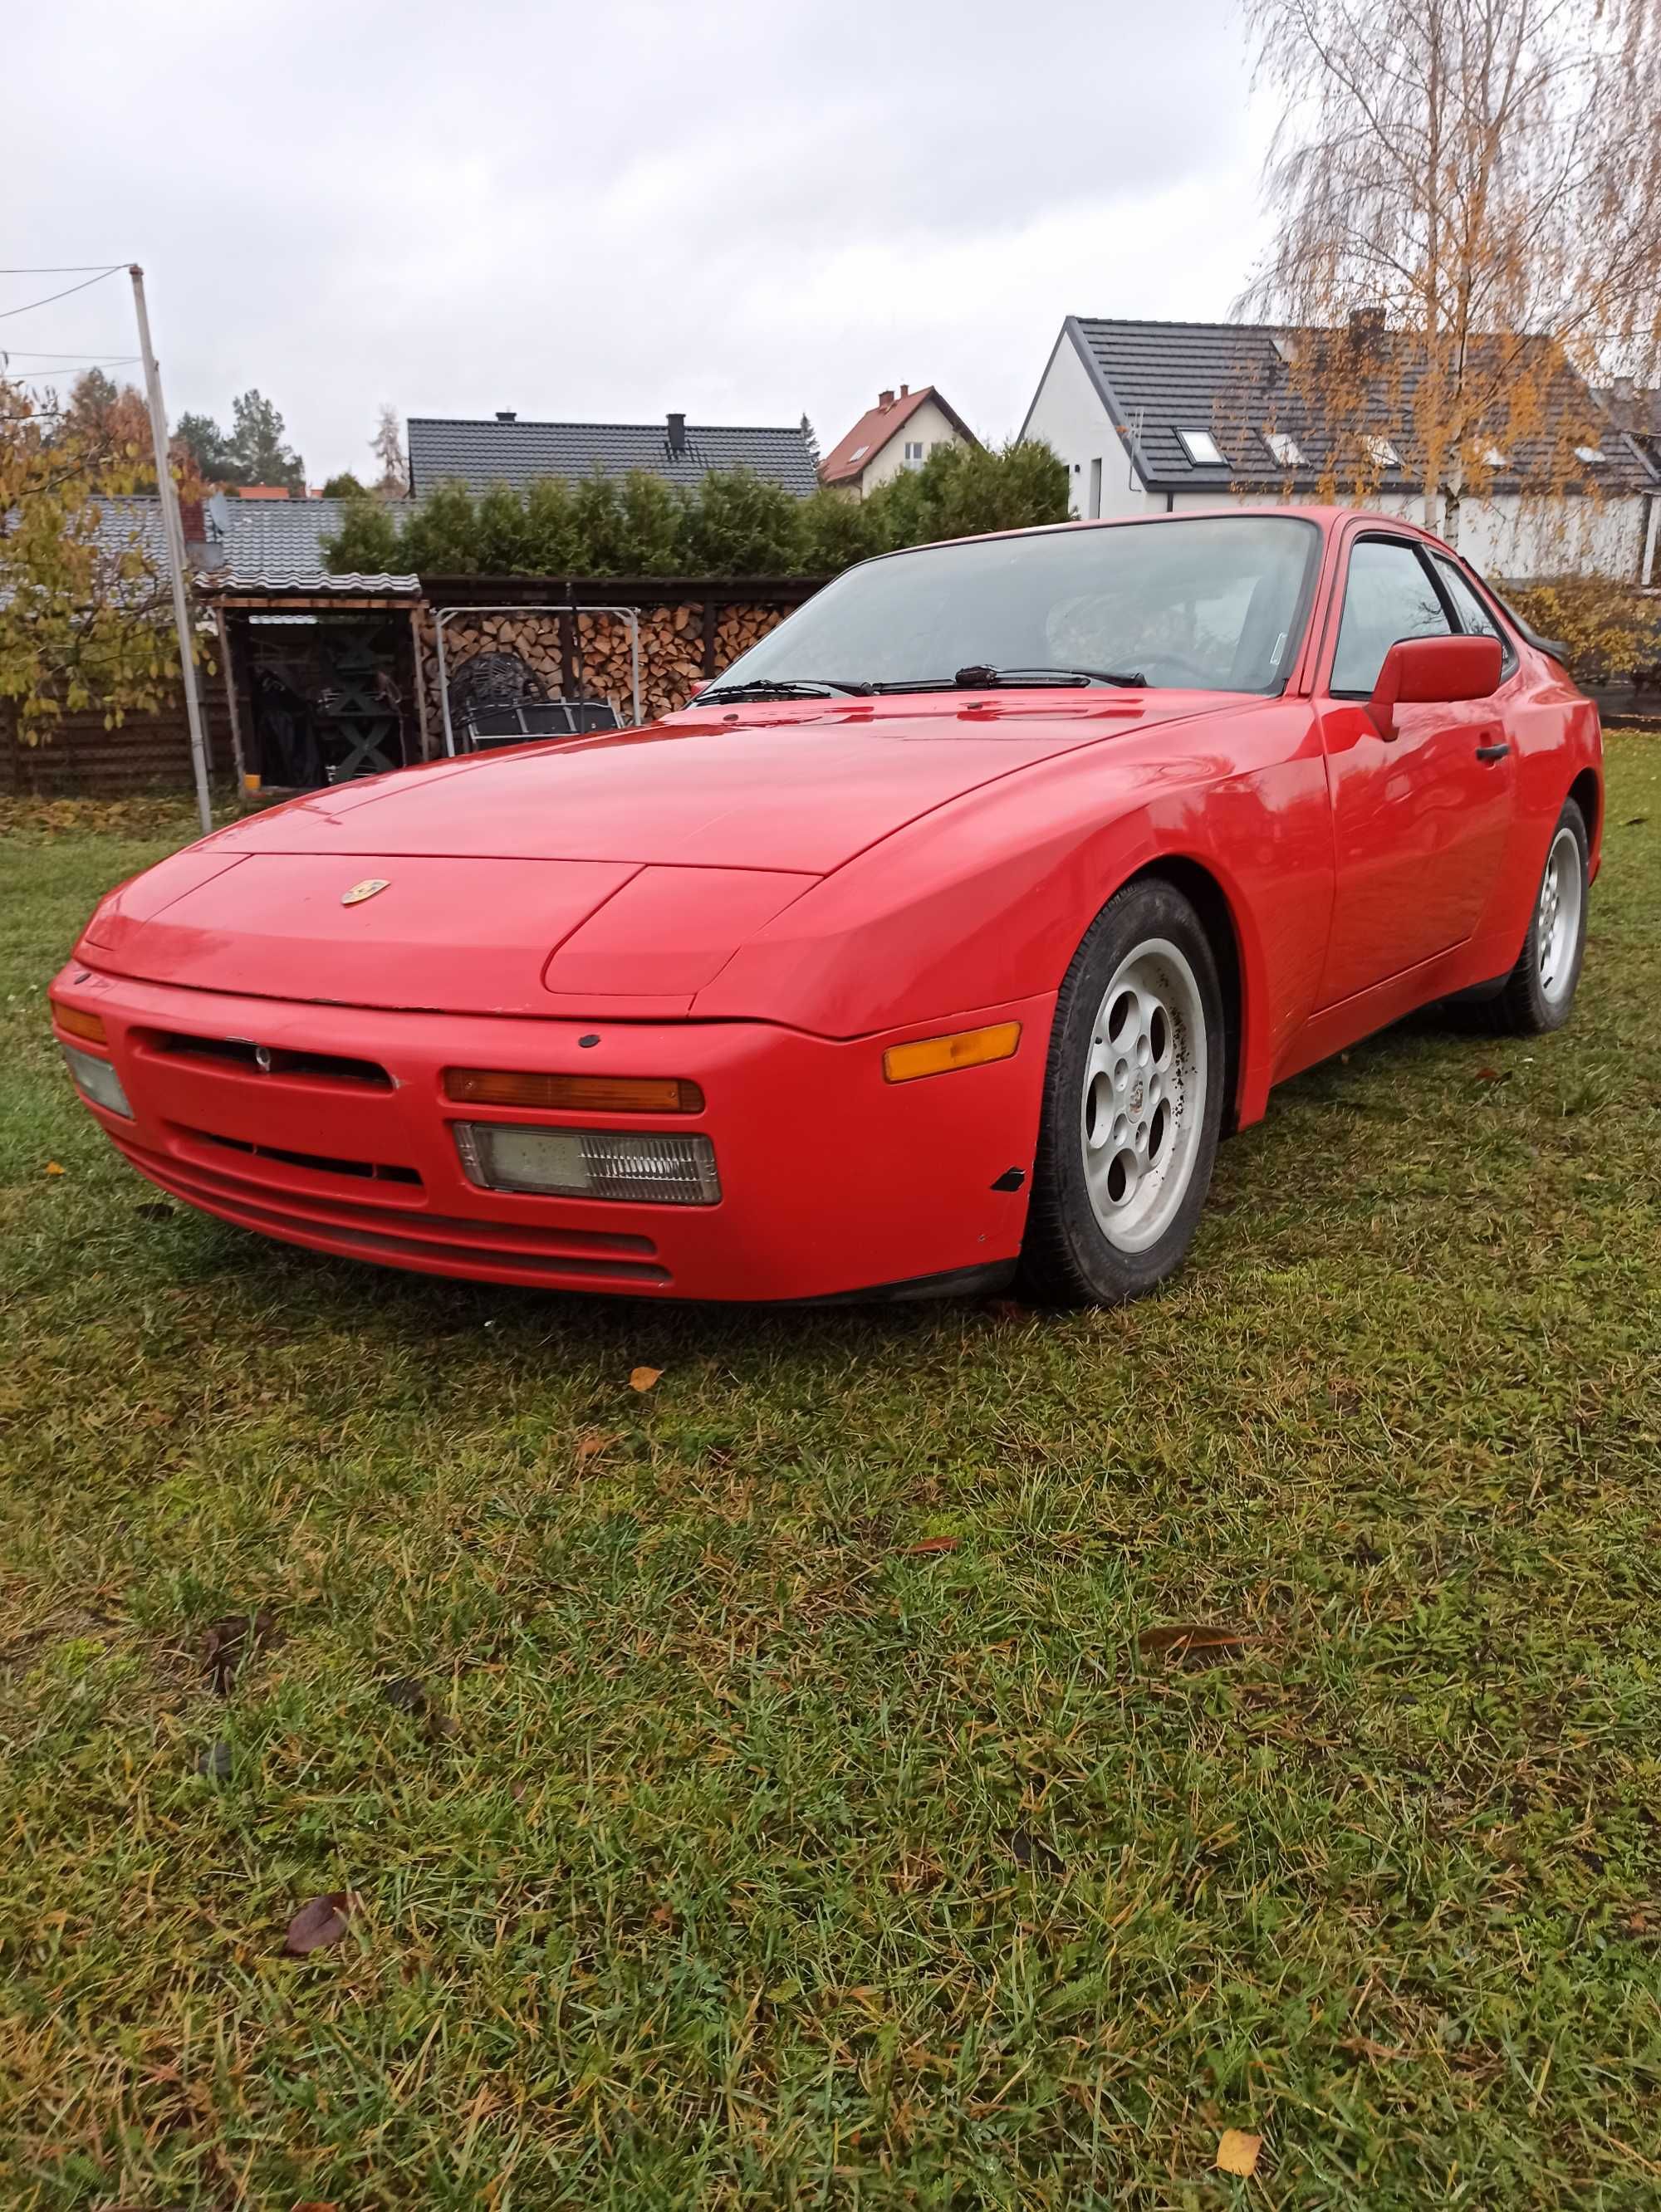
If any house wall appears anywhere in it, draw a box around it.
[1161,487,1650,582]
[1022,336,1147,520]
[855,399,971,497]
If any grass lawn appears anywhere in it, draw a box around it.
[2,745,1659,2210]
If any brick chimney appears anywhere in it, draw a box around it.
[879,389,895,409]
[667,410,688,456]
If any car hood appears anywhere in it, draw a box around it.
[76,692,1238,1015]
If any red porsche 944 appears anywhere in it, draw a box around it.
[51,508,1599,1307]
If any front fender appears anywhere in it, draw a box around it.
[695,700,1333,1128]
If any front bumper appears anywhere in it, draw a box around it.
[50,964,1051,1302]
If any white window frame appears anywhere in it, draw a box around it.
[1176,428,1227,467]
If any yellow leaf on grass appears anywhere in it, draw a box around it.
[1217,2129,1262,2176]
[629,1366,664,1393]
[575,1431,615,1461]
[44,1161,66,1177]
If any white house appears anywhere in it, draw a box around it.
[1021,316,1660,582]
[819,385,979,498]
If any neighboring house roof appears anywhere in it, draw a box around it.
[818,385,979,487]
[406,414,820,498]
[85,494,419,594]
[1028,316,1656,496]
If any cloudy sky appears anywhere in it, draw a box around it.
[8,0,1271,482]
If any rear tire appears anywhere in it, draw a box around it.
[1488,799,1588,1035]
[1017,878,1226,1308]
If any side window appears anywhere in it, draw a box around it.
[1431,554,1516,674]
[1330,538,1452,693]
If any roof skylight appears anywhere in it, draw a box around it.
[1364,435,1401,468]
[1264,430,1305,467]
[1575,443,1607,464]
[1176,428,1227,467]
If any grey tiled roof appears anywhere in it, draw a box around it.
[86,494,419,594]
[1051,317,1656,495]
[407,414,820,498]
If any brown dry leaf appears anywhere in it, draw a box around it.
[292,2203,340,2210]
[575,1431,616,1461]
[1217,2129,1262,2177]
[1474,1065,1506,1082]
[629,1365,664,1393]
[44,1160,66,1177]
[907,1536,960,1556]
[283,1892,352,1956]
[1138,1623,1256,1668]
[201,1606,279,1696]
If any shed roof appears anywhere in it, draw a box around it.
[407,414,820,499]
[1038,316,1656,495]
[86,494,419,595]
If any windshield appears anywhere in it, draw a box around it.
[710,514,1320,697]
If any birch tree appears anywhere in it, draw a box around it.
[1240,0,1661,546]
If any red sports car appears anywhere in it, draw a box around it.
[51,507,1599,1307]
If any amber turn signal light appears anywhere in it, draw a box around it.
[51,1001,108,1046]
[883,1020,1022,1084]
[443,1069,705,1113]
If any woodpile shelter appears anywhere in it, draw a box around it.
[2,489,824,796]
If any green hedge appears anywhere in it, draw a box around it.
[323,439,1069,582]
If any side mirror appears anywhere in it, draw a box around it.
[1369,634,1502,740]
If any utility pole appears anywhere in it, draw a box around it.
[130,264,213,836]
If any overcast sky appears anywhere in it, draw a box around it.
[8,0,1271,482]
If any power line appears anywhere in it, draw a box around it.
[0,348,140,360]
[0,263,131,273]
[0,267,126,321]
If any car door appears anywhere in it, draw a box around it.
[1315,531,1516,1008]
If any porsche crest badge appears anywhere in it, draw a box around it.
[341,878,390,907]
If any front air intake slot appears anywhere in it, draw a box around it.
[144,1030,393,1089]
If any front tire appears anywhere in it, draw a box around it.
[1018,878,1226,1307]
[1490,799,1589,1035]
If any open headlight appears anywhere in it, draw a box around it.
[453,1123,720,1206]
[61,1042,133,1118]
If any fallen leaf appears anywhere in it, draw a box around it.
[44,1160,65,1177]
[201,1606,278,1696]
[1474,1065,1506,1082]
[1138,1623,1256,1668]
[195,1740,233,1781]
[383,1674,457,1741]
[629,1365,664,1392]
[574,1431,616,1461]
[283,1892,352,1956]
[1623,814,1649,827]
[292,2202,339,2210]
[1008,1827,1066,1874]
[1217,2128,1262,2177]
[907,1535,960,1556]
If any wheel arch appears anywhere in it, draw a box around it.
[1124,854,1246,1133]
[1568,766,1600,852]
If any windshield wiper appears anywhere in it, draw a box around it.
[699,677,872,702]
[955,663,1147,689]
[865,663,1147,694]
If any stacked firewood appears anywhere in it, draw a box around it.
[414,600,791,744]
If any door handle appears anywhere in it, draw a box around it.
[1475,741,1510,762]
